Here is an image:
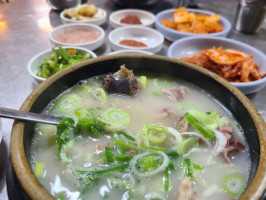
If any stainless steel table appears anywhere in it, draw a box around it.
[0,0,265,199]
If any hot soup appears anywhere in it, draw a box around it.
[30,66,250,200]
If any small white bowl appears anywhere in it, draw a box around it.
[155,8,231,41]
[60,7,107,26]
[109,9,155,29]
[49,23,105,51]
[168,36,266,94]
[28,46,97,85]
[107,49,153,55]
[108,26,164,54]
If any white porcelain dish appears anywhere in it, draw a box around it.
[108,26,164,54]
[109,9,155,29]
[155,8,231,41]
[168,36,266,94]
[49,23,105,51]
[60,7,107,26]
[28,46,97,85]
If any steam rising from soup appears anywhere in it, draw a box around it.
[30,68,250,200]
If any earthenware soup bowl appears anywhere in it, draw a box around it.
[10,55,266,200]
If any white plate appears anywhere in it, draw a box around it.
[108,26,164,54]
[60,7,107,26]
[49,23,105,51]
[28,46,97,85]
[168,36,266,94]
[155,8,231,41]
[109,9,155,29]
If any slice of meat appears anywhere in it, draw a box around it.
[177,177,195,200]
[163,107,175,118]
[162,87,189,101]
[222,139,246,163]
[176,117,188,133]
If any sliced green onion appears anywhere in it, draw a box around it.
[75,108,102,137]
[164,167,170,191]
[152,92,162,96]
[166,151,179,159]
[117,130,136,141]
[140,124,168,145]
[138,155,162,172]
[223,174,246,196]
[115,155,134,162]
[96,88,107,103]
[184,158,193,178]
[178,137,198,155]
[114,138,141,151]
[188,109,218,131]
[184,112,215,139]
[97,108,130,133]
[75,85,93,94]
[56,118,75,160]
[193,163,203,170]
[105,146,115,164]
[147,130,167,145]
[142,145,167,152]
[55,94,81,111]
[139,76,147,88]
[217,116,230,127]
[130,152,170,178]
[75,108,94,124]
[118,146,126,155]
[104,108,130,124]
[34,162,43,177]
[76,164,129,174]
[168,161,176,170]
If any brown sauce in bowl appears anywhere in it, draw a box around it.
[119,39,147,47]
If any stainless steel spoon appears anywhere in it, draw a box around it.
[0,107,62,125]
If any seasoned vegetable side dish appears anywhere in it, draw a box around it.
[31,66,250,200]
[37,46,92,79]
[181,47,266,82]
[161,7,223,34]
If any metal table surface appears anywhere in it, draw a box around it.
[0,0,265,199]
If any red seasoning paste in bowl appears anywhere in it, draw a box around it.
[54,30,101,44]
[119,39,147,47]
[120,15,142,25]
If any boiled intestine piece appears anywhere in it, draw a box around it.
[102,65,142,96]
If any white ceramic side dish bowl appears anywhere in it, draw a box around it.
[155,8,231,41]
[109,9,155,29]
[108,26,164,54]
[168,36,266,94]
[49,23,105,51]
[60,7,107,26]
[28,46,97,85]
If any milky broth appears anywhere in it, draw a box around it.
[30,75,250,200]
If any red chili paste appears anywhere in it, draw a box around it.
[120,15,142,25]
[119,39,147,47]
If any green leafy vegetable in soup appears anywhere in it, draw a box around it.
[31,68,250,200]
[37,46,92,78]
